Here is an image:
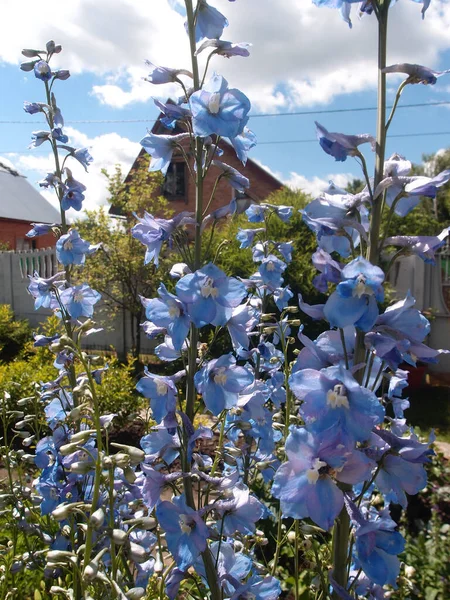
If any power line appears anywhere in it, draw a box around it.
[257,130,450,145]
[0,100,449,125]
[1,129,449,155]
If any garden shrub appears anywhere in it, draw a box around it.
[0,304,32,362]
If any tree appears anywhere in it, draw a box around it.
[76,155,172,361]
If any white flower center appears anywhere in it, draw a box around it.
[49,488,58,500]
[266,260,275,272]
[167,300,180,319]
[179,514,192,535]
[201,277,219,299]
[306,458,327,485]
[64,241,73,250]
[73,291,84,303]
[208,92,221,115]
[156,380,168,396]
[326,384,349,410]
[214,367,227,386]
[353,275,373,298]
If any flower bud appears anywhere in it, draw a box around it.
[70,429,96,443]
[405,565,416,578]
[51,502,83,521]
[89,508,105,529]
[70,461,94,475]
[22,49,42,58]
[114,453,131,468]
[111,529,128,546]
[129,542,148,564]
[110,443,145,465]
[126,588,146,600]
[154,555,164,574]
[83,562,98,582]
[123,466,137,484]
[46,550,76,562]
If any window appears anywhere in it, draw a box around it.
[163,162,186,201]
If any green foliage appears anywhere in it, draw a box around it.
[0,305,32,362]
[392,451,450,600]
[94,356,142,424]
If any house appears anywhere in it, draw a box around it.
[0,161,61,250]
[109,113,283,219]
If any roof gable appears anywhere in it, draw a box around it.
[0,162,61,224]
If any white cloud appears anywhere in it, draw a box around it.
[3,127,141,221]
[252,157,353,198]
[284,172,353,198]
[1,0,450,111]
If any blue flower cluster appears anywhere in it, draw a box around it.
[10,1,448,599]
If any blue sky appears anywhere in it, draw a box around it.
[1,0,450,214]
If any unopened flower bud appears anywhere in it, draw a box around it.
[111,529,127,546]
[89,508,105,529]
[70,461,94,475]
[405,565,416,578]
[83,562,98,582]
[110,443,145,465]
[289,320,301,326]
[114,453,131,468]
[123,466,137,484]
[126,588,146,600]
[70,429,96,443]
[129,542,148,564]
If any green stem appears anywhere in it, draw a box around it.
[331,485,352,600]
[368,1,390,265]
[385,80,408,133]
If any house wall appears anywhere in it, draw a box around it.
[164,139,283,216]
[388,254,450,373]
[0,218,56,250]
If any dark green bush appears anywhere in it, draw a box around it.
[0,304,32,362]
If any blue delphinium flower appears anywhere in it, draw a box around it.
[190,74,251,139]
[176,262,247,327]
[34,60,52,81]
[229,574,281,600]
[61,173,86,212]
[141,283,190,351]
[273,286,294,311]
[194,353,253,415]
[246,204,267,223]
[258,255,286,287]
[23,101,46,114]
[214,483,265,535]
[190,0,228,42]
[229,126,257,165]
[226,304,258,350]
[132,211,194,267]
[56,229,94,266]
[59,284,101,319]
[315,121,376,162]
[211,160,250,192]
[26,222,57,238]
[144,60,192,84]
[384,227,450,264]
[324,257,384,331]
[28,272,64,310]
[289,365,384,442]
[29,130,51,148]
[156,494,208,570]
[236,228,265,249]
[272,426,345,530]
[140,132,190,175]
[383,62,450,85]
[346,498,405,587]
[196,39,251,59]
[136,368,178,424]
[141,428,180,465]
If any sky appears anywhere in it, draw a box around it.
[1,0,450,217]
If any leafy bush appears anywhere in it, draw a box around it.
[0,304,32,362]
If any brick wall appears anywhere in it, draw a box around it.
[0,218,56,251]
